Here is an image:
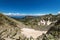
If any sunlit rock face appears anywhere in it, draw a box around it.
[38,20,52,26]
[21,28,47,39]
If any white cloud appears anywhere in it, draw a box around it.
[3,13,46,16]
[3,13,20,16]
[58,11,60,14]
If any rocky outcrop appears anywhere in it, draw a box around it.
[42,20,60,40]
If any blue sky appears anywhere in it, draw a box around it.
[0,0,60,15]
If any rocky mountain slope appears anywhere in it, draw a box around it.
[0,13,47,40]
[0,13,60,40]
[11,14,60,40]
[0,13,29,40]
[13,14,60,31]
[42,20,60,40]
